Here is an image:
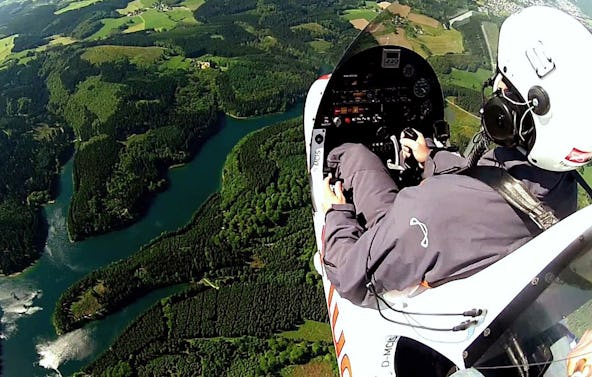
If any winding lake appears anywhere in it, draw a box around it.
[0,104,303,376]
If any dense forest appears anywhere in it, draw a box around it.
[0,58,72,274]
[0,0,362,272]
[57,119,336,375]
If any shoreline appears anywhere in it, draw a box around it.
[226,113,248,120]
[168,162,186,170]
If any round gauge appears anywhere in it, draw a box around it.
[420,100,432,119]
[401,104,416,122]
[402,64,415,78]
[413,78,431,98]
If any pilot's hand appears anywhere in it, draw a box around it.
[400,129,430,164]
[321,174,346,214]
[568,330,592,377]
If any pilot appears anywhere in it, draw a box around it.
[320,6,592,307]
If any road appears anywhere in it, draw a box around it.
[481,23,496,70]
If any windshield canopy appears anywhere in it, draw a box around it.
[466,229,592,377]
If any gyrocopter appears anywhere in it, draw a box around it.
[304,5,592,377]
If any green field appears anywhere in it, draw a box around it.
[342,2,381,21]
[415,25,463,55]
[117,0,144,14]
[441,68,492,91]
[54,0,102,14]
[89,16,143,40]
[142,9,178,31]
[342,8,379,21]
[0,35,16,63]
[72,76,125,123]
[181,0,204,11]
[160,55,191,70]
[280,320,332,342]
[48,35,77,46]
[166,8,197,24]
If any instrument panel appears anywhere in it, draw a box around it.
[314,46,445,159]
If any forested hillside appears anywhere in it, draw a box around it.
[0,0,361,272]
[58,118,335,376]
[0,58,72,274]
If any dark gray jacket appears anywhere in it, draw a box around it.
[323,147,577,305]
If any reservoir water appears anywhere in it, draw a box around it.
[0,105,303,376]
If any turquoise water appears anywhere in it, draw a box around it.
[0,105,303,376]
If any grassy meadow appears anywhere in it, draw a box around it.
[440,68,492,91]
[0,35,16,63]
[280,320,332,343]
[89,16,143,39]
[342,1,380,21]
[54,0,103,14]
[181,0,204,11]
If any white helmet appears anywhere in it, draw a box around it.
[483,6,592,172]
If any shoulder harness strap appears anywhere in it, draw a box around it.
[461,166,559,234]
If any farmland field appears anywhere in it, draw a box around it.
[117,0,144,14]
[54,0,102,14]
[142,9,178,31]
[342,8,379,22]
[387,3,411,17]
[415,25,463,55]
[181,0,204,11]
[89,16,143,40]
[440,68,491,91]
[408,12,440,28]
[167,8,198,24]
[0,35,15,62]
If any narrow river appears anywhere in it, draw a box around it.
[0,104,303,376]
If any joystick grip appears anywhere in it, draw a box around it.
[402,127,418,141]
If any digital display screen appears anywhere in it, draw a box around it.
[382,48,400,68]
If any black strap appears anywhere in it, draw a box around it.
[573,170,592,201]
[461,166,559,234]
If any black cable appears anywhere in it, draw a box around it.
[367,283,480,332]
[373,288,483,317]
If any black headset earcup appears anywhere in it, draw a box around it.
[482,95,517,146]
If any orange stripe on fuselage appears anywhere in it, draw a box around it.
[327,284,353,376]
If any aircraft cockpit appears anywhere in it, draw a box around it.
[312,45,449,181]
